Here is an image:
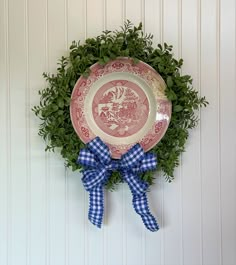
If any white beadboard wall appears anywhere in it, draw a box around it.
[0,0,236,265]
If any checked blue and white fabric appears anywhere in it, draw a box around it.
[77,137,159,232]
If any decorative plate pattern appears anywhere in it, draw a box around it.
[70,57,172,158]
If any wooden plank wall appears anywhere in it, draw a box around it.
[0,0,236,264]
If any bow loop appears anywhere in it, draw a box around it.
[134,152,157,173]
[120,144,145,169]
[82,168,108,191]
[87,137,111,164]
[77,149,98,168]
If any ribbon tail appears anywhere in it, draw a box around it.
[123,172,159,232]
[88,186,104,228]
[132,193,159,232]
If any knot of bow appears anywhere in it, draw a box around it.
[77,137,159,232]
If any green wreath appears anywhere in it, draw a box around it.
[32,21,208,190]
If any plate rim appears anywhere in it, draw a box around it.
[70,57,172,158]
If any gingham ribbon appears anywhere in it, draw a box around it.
[77,137,159,232]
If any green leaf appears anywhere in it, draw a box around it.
[57,98,64,109]
[167,89,177,101]
[174,105,183,112]
[132,57,139,64]
[167,76,173,87]
[98,58,105,65]
[103,56,110,63]
[50,104,58,112]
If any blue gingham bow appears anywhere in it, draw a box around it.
[77,137,159,232]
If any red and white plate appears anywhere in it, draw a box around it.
[70,57,172,159]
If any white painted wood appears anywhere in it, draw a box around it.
[145,177,163,265]
[181,0,202,264]
[46,1,67,264]
[201,0,223,264]
[27,0,48,264]
[125,0,142,25]
[162,1,183,265]
[144,0,162,44]
[7,0,28,264]
[106,0,123,29]
[66,2,87,265]
[0,0,236,264]
[67,0,86,44]
[220,1,236,265]
[87,0,104,36]
[0,1,8,265]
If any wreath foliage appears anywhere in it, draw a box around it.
[32,21,208,190]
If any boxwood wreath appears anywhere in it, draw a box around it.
[32,21,208,191]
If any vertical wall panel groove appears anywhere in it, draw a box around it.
[103,191,107,265]
[103,2,107,255]
[64,2,69,265]
[141,1,146,254]
[178,0,184,264]
[217,0,223,264]
[24,0,31,264]
[0,0,7,263]
[45,123,50,265]
[159,3,164,264]
[84,2,88,265]
[161,3,165,261]
[161,181,164,265]
[44,1,50,264]
[65,169,69,265]
[122,186,127,265]
[122,3,127,265]
[198,1,203,264]
[220,0,236,264]
[5,0,12,264]
[3,0,12,264]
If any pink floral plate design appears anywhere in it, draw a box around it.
[70,57,172,159]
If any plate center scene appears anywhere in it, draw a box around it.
[92,80,149,137]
